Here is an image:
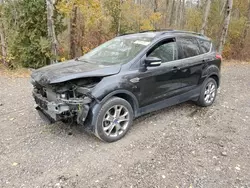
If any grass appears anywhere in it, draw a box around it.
[223,60,250,66]
[0,64,31,78]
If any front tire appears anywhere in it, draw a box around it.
[94,97,133,142]
[196,78,218,107]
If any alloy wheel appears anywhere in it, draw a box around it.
[204,81,216,104]
[102,105,130,138]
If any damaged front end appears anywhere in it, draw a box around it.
[31,77,101,125]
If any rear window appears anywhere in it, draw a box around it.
[179,37,200,58]
[197,39,211,54]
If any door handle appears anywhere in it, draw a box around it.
[203,59,209,68]
[172,66,180,72]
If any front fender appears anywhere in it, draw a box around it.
[85,75,140,133]
[91,74,140,104]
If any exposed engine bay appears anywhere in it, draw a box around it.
[31,77,102,125]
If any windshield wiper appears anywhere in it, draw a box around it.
[75,57,90,63]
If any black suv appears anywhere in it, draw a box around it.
[31,30,221,142]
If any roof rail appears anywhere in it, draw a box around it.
[118,29,205,37]
[139,29,205,36]
[166,30,205,36]
[139,29,174,33]
[117,32,137,36]
[117,29,174,36]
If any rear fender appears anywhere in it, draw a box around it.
[200,65,220,86]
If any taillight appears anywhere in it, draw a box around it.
[216,54,222,60]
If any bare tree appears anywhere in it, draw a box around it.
[220,0,227,16]
[0,0,7,66]
[218,0,233,54]
[169,0,175,27]
[197,0,200,8]
[69,5,85,58]
[117,0,123,35]
[70,5,77,59]
[153,0,159,29]
[166,0,172,27]
[153,0,159,13]
[46,0,58,63]
[243,0,250,40]
[165,0,170,27]
[200,0,211,34]
[174,0,180,27]
[180,0,186,29]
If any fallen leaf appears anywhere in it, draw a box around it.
[12,162,18,166]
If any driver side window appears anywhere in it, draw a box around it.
[148,39,177,63]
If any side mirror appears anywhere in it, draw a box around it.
[145,57,162,67]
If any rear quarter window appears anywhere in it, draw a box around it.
[179,37,201,58]
[197,39,212,54]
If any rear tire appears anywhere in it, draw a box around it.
[94,97,133,142]
[196,78,218,107]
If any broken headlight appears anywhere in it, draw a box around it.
[56,92,69,99]
[60,93,67,99]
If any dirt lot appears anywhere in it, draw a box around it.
[0,62,250,188]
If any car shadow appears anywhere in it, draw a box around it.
[45,100,210,143]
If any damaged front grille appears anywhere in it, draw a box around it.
[33,93,48,110]
[33,82,58,101]
[31,80,47,97]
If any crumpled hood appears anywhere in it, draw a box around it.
[31,60,121,85]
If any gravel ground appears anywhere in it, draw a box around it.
[0,63,250,188]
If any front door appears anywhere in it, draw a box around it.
[138,38,184,107]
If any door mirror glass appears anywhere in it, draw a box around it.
[145,57,162,67]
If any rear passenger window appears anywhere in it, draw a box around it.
[197,39,211,54]
[179,37,200,58]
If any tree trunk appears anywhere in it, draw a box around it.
[174,0,181,27]
[153,0,158,13]
[243,0,250,40]
[200,0,211,35]
[117,0,123,35]
[138,0,142,31]
[178,0,183,29]
[153,0,159,29]
[220,0,227,16]
[165,0,170,27]
[218,0,233,54]
[197,0,200,8]
[169,0,175,27]
[70,5,77,59]
[77,12,84,57]
[0,0,7,66]
[46,0,58,63]
[0,23,7,66]
[166,0,172,27]
[180,0,186,29]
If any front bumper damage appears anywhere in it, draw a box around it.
[33,91,91,125]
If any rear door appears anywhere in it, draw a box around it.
[176,36,208,93]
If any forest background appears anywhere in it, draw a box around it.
[0,0,249,69]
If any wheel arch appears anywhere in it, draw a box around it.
[99,90,139,116]
[208,74,220,88]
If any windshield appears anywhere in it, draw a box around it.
[79,35,154,65]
